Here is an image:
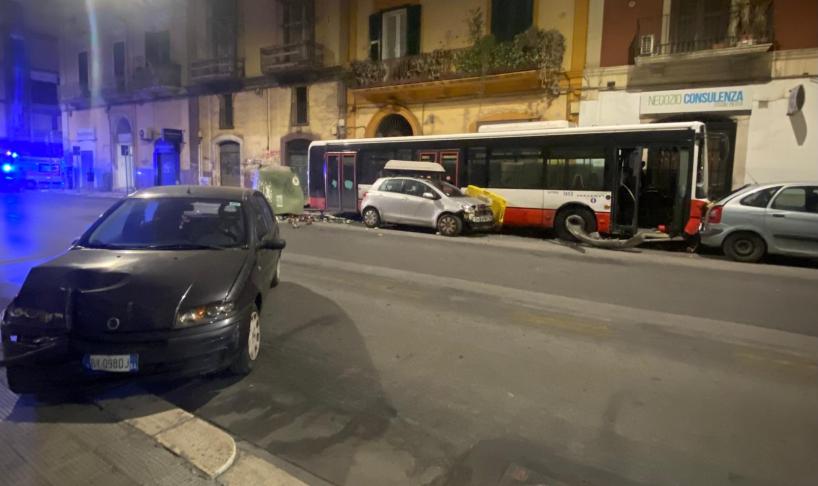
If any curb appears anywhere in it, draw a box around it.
[96,391,326,485]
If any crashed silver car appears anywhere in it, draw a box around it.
[361,177,495,237]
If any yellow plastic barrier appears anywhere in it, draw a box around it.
[464,185,507,227]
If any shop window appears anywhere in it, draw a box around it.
[219,94,234,129]
[291,86,308,126]
[488,147,543,189]
[369,5,421,60]
[491,0,533,42]
[546,147,606,190]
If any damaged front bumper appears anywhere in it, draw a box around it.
[1,311,245,394]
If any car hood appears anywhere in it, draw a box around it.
[13,248,249,334]
[454,196,490,208]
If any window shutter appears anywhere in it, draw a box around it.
[369,12,382,60]
[491,0,533,42]
[406,5,421,56]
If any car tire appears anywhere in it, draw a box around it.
[723,232,766,263]
[437,213,463,237]
[230,304,261,375]
[555,207,597,242]
[270,258,280,288]
[362,207,381,228]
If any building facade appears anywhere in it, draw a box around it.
[57,0,195,192]
[0,0,62,180]
[346,0,590,139]
[189,0,348,192]
[580,0,818,199]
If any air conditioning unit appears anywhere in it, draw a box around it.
[639,34,655,56]
[139,128,155,141]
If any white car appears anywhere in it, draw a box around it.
[361,177,495,237]
[700,182,818,262]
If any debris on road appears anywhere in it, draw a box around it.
[277,212,355,228]
[566,214,674,249]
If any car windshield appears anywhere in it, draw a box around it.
[428,180,465,197]
[84,198,247,249]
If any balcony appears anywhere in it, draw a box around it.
[260,40,324,77]
[632,7,773,64]
[131,63,183,96]
[349,48,548,104]
[190,56,244,84]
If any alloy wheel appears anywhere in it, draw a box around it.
[248,311,261,361]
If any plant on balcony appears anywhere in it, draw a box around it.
[350,59,387,85]
[454,8,565,98]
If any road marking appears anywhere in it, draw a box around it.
[511,311,611,337]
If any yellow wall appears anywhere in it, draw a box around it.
[198,81,340,185]
[241,0,279,78]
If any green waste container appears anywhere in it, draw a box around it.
[256,166,305,215]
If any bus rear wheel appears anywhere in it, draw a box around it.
[555,207,596,242]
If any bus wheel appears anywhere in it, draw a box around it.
[362,207,380,228]
[555,207,596,242]
[437,213,463,237]
[723,232,765,263]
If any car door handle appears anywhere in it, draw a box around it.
[771,213,787,218]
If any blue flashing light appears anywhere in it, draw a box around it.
[11,152,19,158]
[4,150,10,157]
[1,163,13,173]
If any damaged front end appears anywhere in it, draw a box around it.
[565,214,673,250]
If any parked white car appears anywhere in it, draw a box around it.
[700,182,818,262]
[361,177,495,237]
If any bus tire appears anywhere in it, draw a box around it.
[362,207,380,228]
[722,232,765,263]
[437,213,463,237]
[555,207,596,242]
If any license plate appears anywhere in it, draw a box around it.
[83,354,139,373]
[474,216,493,223]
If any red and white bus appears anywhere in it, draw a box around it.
[307,122,709,239]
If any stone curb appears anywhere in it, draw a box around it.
[95,391,320,484]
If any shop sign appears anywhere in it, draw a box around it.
[641,87,753,114]
[76,128,96,141]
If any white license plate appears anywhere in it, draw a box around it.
[474,216,493,223]
[84,354,139,372]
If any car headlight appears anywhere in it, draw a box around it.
[176,301,236,327]
[461,204,476,213]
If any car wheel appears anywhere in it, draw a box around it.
[362,207,380,228]
[230,304,261,375]
[555,207,597,242]
[270,258,280,288]
[723,232,766,263]
[437,213,463,237]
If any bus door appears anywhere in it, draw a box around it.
[612,147,643,235]
[418,150,460,185]
[325,152,358,213]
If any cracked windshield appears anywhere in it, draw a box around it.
[2,0,817,485]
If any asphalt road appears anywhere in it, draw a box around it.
[2,192,818,486]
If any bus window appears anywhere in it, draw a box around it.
[440,152,459,185]
[359,150,392,184]
[488,148,543,189]
[466,147,488,187]
[545,147,606,191]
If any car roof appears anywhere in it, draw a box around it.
[129,185,254,200]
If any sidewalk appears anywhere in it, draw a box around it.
[0,383,217,486]
[0,378,330,486]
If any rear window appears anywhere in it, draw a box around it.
[740,186,781,208]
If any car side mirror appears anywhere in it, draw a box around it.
[260,238,286,250]
[422,192,437,200]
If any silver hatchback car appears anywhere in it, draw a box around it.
[361,177,495,236]
[701,182,818,262]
